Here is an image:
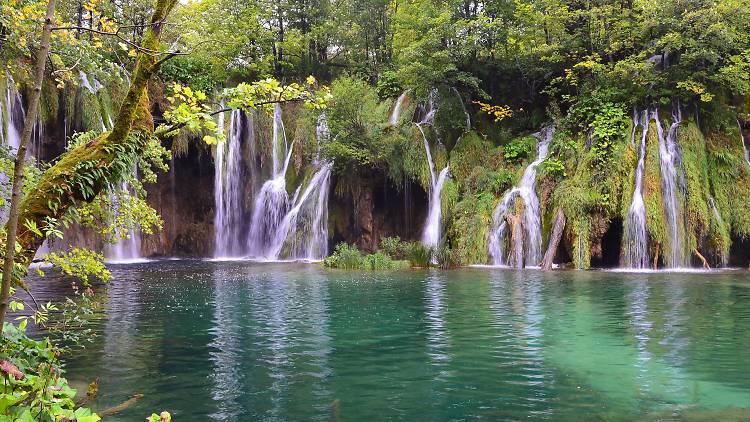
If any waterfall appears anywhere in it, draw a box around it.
[315,113,329,161]
[390,91,409,126]
[419,125,450,248]
[107,169,143,263]
[4,73,24,153]
[415,89,449,250]
[214,109,248,258]
[451,87,471,130]
[622,110,650,268]
[267,162,333,260]
[488,127,554,267]
[247,104,294,257]
[739,120,750,168]
[708,197,728,267]
[654,108,688,268]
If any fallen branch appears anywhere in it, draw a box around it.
[98,393,143,417]
[693,248,711,270]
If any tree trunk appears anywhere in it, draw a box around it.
[542,208,566,271]
[0,0,57,326]
[2,0,178,293]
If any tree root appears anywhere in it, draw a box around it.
[693,248,711,270]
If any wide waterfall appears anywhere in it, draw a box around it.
[488,127,554,267]
[654,108,688,268]
[214,109,247,258]
[622,110,650,268]
[739,120,750,168]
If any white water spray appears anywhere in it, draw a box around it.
[488,127,554,267]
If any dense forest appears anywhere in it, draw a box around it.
[0,0,749,418]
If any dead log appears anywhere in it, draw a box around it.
[542,208,566,271]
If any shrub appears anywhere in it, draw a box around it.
[0,323,99,421]
[503,136,537,162]
[380,236,403,258]
[363,252,396,270]
[434,246,463,269]
[322,243,363,269]
[403,242,432,267]
[323,243,409,270]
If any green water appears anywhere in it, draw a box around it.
[31,261,750,420]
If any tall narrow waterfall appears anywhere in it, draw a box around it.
[739,120,750,168]
[622,110,650,268]
[416,90,449,249]
[708,197,728,267]
[390,91,409,126]
[107,169,143,263]
[488,127,555,267]
[3,74,24,152]
[214,109,248,257]
[247,104,294,257]
[655,108,688,268]
[267,162,333,260]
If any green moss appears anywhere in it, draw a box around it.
[447,192,495,264]
[572,219,591,269]
[643,120,667,253]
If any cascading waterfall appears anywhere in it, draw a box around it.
[247,104,295,257]
[214,109,248,257]
[738,120,750,168]
[390,91,409,126]
[267,162,333,260]
[622,110,650,268]
[654,108,689,268]
[488,127,554,267]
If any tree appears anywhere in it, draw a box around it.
[0,0,57,325]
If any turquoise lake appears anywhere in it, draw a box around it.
[28,261,750,421]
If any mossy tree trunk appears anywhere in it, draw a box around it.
[3,0,178,279]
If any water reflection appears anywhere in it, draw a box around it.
[424,271,450,372]
[209,267,245,420]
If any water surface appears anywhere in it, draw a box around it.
[28,261,750,421]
